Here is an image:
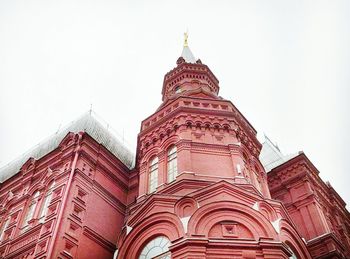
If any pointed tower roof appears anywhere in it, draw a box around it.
[161,33,220,102]
[181,32,196,63]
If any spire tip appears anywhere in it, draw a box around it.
[184,31,188,47]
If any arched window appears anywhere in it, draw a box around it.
[167,146,177,183]
[22,191,40,232]
[38,181,55,223]
[174,86,182,94]
[139,236,171,259]
[149,157,159,193]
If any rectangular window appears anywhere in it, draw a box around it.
[149,158,159,193]
[22,191,40,232]
[167,146,177,183]
[0,218,9,241]
[38,193,52,223]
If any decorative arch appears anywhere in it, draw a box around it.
[185,120,196,130]
[58,132,81,149]
[26,185,42,198]
[140,147,161,166]
[222,123,231,132]
[37,167,61,188]
[195,121,203,129]
[1,191,19,211]
[20,157,37,174]
[257,201,278,222]
[117,212,184,259]
[187,201,278,240]
[159,135,179,151]
[279,219,312,259]
[175,197,197,218]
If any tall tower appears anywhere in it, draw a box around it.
[117,35,311,258]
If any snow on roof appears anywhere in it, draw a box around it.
[0,112,135,183]
[259,135,299,172]
[181,45,196,63]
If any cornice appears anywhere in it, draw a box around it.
[306,232,346,258]
[157,177,212,196]
[81,134,131,173]
[138,115,259,161]
[140,96,258,144]
[268,154,349,216]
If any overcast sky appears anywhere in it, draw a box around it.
[0,0,349,204]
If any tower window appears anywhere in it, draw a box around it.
[167,146,177,183]
[174,86,182,94]
[149,157,159,193]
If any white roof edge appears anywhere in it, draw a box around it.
[181,46,196,63]
[259,135,299,172]
[0,111,135,183]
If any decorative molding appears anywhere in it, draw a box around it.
[83,226,116,253]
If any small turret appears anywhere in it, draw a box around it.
[161,33,220,102]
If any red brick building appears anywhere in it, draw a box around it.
[0,38,349,258]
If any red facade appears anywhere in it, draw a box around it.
[267,153,350,258]
[0,42,349,259]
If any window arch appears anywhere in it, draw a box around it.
[38,181,55,223]
[149,157,159,193]
[139,236,171,259]
[22,191,40,232]
[167,146,177,183]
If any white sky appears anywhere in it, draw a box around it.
[0,0,349,204]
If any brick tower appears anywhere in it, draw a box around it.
[116,34,311,259]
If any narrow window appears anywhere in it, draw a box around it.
[0,218,9,241]
[22,191,40,232]
[236,164,242,175]
[254,172,262,194]
[175,86,182,94]
[38,182,55,223]
[167,146,177,183]
[149,157,158,193]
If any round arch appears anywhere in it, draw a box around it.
[159,135,180,151]
[187,201,278,240]
[117,212,185,259]
[279,219,312,259]
[140,146,161,166]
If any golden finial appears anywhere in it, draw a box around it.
[184,31,188,47]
